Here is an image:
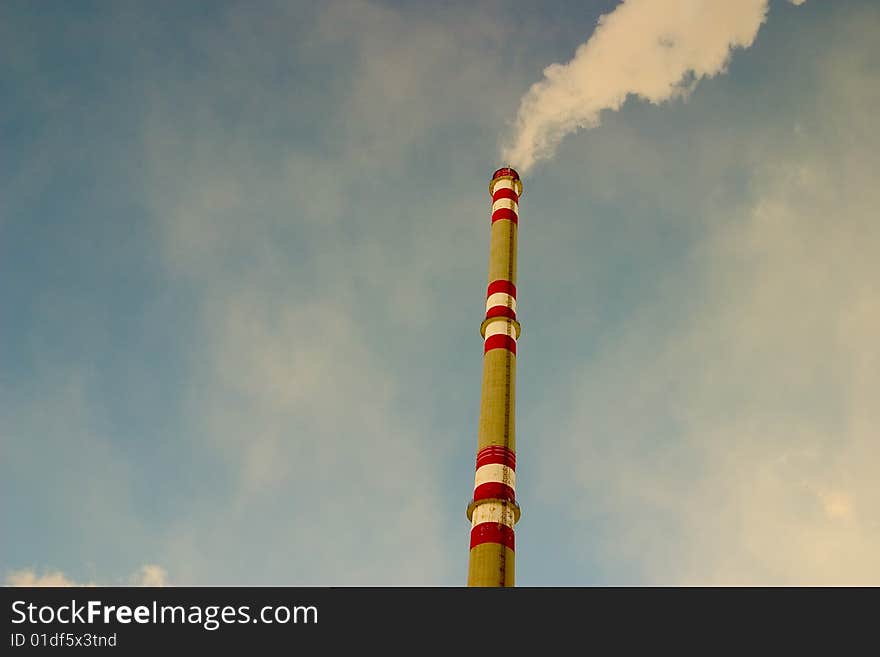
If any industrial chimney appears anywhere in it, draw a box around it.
[466,167,522,587]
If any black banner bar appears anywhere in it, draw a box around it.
[1,586,869,653]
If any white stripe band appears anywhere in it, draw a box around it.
[471,501,517,528]
[483,318,517,340]
[492,198,518,214]
[486,293,516,313]
[474,463,516,490]
[491,178,516,195]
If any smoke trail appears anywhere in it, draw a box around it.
[502,0,807,173]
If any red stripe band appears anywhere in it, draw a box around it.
[484,334,516,355]
[492,188,519,203]
[487,280,516,299]
[470,522,515,550]
[473,482,516,502]
[486,305,516,320]
[492,167,520,182]
[476,445,516,470]
[491,208,518,224]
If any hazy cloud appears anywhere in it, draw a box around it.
[6,564,167,587]
[540,14,880,583]
[5,570,84,587]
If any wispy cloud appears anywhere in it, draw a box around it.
[6,565,167,587]
[538,12,880,583]
[131,0,525,584]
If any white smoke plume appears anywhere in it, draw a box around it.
[502,0,808,173]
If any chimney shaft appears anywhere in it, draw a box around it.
[466,167,522,586]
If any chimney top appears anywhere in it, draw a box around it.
[492,167,520,181]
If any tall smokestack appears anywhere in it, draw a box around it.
[466,167,522,587]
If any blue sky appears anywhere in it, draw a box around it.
[2,0,878,586]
